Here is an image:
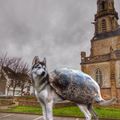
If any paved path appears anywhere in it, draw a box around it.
[0,113,83,120]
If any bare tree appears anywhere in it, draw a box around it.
[0,54,17,96]
[0,54,31,96]
[15,62,31,96]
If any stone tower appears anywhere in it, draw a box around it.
[81,0,120,102]
[95,0,119,35]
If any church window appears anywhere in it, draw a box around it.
[96,68,103,87]
[102,1,105,10]
[101,19,107,32]
[100,1,105,10]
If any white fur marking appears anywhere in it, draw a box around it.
[78,105,91,120]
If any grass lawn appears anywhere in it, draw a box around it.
[2,105,120,119]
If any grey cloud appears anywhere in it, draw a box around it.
[0,0,119,70]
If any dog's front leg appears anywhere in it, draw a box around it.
[40,99,53,120]
[41,103,47,120]
[45,100,53,120]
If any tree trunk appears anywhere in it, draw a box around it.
[7,87,9,96]
[13,86,16,96]
[20,85,24,96]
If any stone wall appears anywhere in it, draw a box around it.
[15,96,75,108]
[0,96,14,106]
[81,62,111,88]
[91,36,120,56]
[81,61,120,104]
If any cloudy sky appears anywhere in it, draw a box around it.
[0,0,120,70]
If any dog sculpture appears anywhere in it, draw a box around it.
[31,56,116,120]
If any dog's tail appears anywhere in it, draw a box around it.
[98,98,116,106]
[94,95,116,106]
[93,83,117,106]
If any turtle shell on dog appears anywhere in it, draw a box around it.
[49,68,100,104]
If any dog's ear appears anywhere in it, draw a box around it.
[32,56,40,65]
[43,57,46,66]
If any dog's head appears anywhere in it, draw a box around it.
[31,56,48,79]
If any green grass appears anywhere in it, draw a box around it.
[3,105,120,119]
[6,106,42,114]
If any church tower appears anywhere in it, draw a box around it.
[95,0,119,35]
[81,0,120,103]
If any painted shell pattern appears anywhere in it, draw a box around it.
[49,68,100,104]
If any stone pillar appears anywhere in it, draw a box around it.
[81,52,86,72]
[81,65,86,72]
[81,52,86,63]
[110,61,117,98]
[110,48,117,98]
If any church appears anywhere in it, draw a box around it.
[81,0,120,103]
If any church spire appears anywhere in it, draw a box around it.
[94,0,119,35]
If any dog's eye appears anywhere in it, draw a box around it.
[38,66,41,69]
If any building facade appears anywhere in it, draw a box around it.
[0,70,34,96]
[0,77,6,95]
[81,0,120,103]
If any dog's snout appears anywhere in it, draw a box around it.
[41,71,45,76]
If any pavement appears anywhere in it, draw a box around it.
[0,113,83,120]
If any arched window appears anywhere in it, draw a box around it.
[96,68,103,87]
[99,1,105,11]
[101,19,107,32]
[101,1,105,10]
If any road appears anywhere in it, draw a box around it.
[0,113,83,120]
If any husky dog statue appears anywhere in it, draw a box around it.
[31,56,116,120]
